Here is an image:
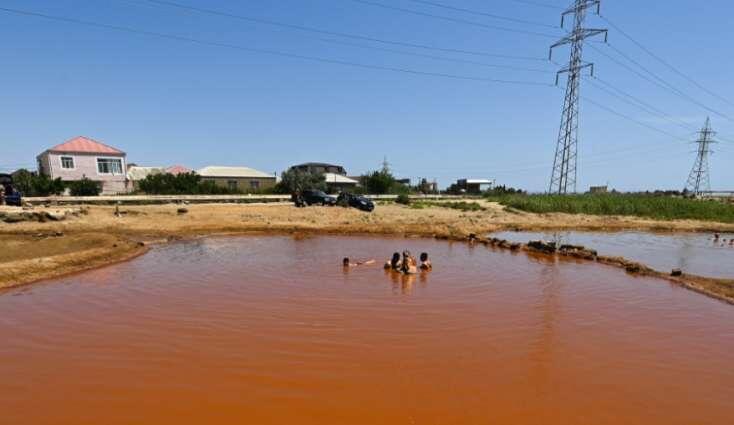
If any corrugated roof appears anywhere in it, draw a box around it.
[323,173,359,184]
[197,166,274,179]
[127,166,165,181]
[48,136,124,155]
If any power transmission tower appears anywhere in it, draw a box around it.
[548,1,607,194]
[381,156,391,174]
[684,117,717,196]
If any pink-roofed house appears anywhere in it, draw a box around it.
[37,136,128,195]
[166,165,192,175]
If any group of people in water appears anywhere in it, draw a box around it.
[342,250,432,274]
[712,233,734,246]
[383,251,432,274]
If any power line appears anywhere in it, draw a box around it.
[605,43,734,123]
[587,43,734,123]
[137,0,547,62]
[584,76,698,132]
[600,15,734,109]
[506,0,565,10]
[316,37,554,74]
[0,6,554,87]
[348,0,560,38]
[132,0,555,73]
[578,92,689,142]
[403,0,558,28]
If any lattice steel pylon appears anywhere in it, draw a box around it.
[684,117,717,196]
[548,1,607,194]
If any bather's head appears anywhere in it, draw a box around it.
[420,252,428,262]
[391,252,401,267]
[343,257,350,267]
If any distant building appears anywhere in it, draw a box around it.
[126,165,193,192]
[323,172,359,192]
[289,162,356,192]
[37,136,127,195]
[589,185,608,194]
[198,166,276,192]
[126,166,165,192]
[290,162,347,176]
[166,165,192,175]
[452,179,495,195]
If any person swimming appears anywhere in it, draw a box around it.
[384,252,402,270]
[401,250,418,275]
[419,252,432,270]
[343,257,376,267]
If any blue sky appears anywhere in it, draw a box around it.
[1,0,732,191]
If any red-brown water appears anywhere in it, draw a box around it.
[1,236,733,425]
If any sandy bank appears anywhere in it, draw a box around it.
[1,201,733,302]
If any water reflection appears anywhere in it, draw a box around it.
[529,260,562,397]
[385,269,426,295]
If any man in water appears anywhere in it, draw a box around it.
[343,258,376,267]
[419,252,432,271]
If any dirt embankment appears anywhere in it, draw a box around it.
[1,201,733,300]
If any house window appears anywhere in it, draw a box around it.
[227,180,238,191]
[97,158,123,174]
[61,156,75,169]
[250,180,260,190]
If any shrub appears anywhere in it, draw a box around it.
[11,169,65,196]
[359,170,410,195]
[493,193,734,223]
[396,193,411,205]
[138,172,241,195]
[275,169,326,194]
[68,177,101,196]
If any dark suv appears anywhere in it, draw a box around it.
[302,190,337,206]
[337,192,374,212]
[0,174,22,207]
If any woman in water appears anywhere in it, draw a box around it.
[401,251,418,275]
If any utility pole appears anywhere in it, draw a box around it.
[548,1,607,194]
[684,117,717,196]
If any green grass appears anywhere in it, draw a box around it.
[486,194,734,223]
[410,201,486,212]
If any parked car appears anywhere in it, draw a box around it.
[337,192,374,212]
[0,173,22,206]
[302,189,337,206]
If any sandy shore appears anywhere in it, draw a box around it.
[2,201,733,301]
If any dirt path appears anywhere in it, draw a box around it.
[2,201,734,296]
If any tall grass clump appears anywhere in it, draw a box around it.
[489,194,734,223]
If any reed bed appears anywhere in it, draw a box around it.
[488,194,734,223]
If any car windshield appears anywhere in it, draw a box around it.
[312,191,327,197]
